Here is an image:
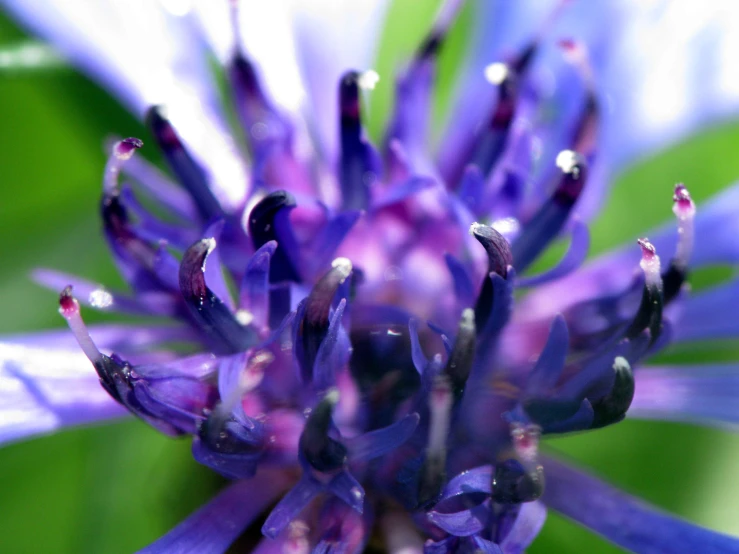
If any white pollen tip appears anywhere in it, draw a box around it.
[555,149,582,173]
[469,222,482,236]
[484,62,509,85]
[324,387,340,406]
[331,257,353,279]
[461,308,475,326]
[358,69,380,90]
[613,356,630,372]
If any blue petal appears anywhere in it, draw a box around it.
[328,470,365,514]
[543,456,739,553]
[345,412,420,461]
[427,500,490,537]
[441,465,493,499]
[0,342,126,446]
[139,471,290,553]
[262,475,324,539]
[499,501,547,554]
[517,220,590,288]
[673,279,739,343]
[523,315,569,398]
[630,365,739,430]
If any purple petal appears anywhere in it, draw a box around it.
[442,466,493,500]
[672,279,739,343]
[408,318,429,375]
[523,315,569,398]
[517,220,590,288]
[444,253,475,306]
[139,471,290,553]
[630,365,739,430]
[239,241,277,326]
[499,501,547,554]
[427,500,490,537]
[0,342,126,445]
[372,177,436,210]
[345,413,420,462]
[262,476,324,539]
[201,221,235,311]
[328,470,365,514]
[307,211,363,279]
[313,299,349,389]
[543,456,739,553]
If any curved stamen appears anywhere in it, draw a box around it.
[559,39,599,159]
[179,238,258,354]
[300,388,348,473]
[146,106,224,222]
[58,286,103,365]
[470,222,513,330]
[663,183,696,303]
[591,356,634,429]
[296,258,353,383]
[339,71,380,211]
[511,150,588,272]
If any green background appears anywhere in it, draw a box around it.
[1,1,739,552]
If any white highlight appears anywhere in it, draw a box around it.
[484,62,509,85]
[88,289,113,309]
[358,69,380,90]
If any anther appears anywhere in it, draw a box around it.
[470,223,512,330]
[58,286,102,364]
[663,184,696,303]
[299,388,348,473]
[625,238,663,341]
[444,308,476,399]
[591,356,635,429]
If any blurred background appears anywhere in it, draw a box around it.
[1,1,739,552]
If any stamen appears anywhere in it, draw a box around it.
[418,374,453,507]
[146,106,223,221]
[663,184,696,302]
[58,286,102,364]
[339,70,379,210]
[444,308,476,399]
[299,388,348,473]
[296,259,353,383]
[625,238,664,341]
[470,222,512,330]
[248,191,302,327]
[103,137,143,194]
[511,150,587,272]
[179,238,258,354]
[591,356,635,429]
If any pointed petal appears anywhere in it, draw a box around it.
[517,220,590,288]
[345,412,420,461]
[543,456,739,554]
[0,342,126,445]
[673,279,739,343]
[630,365,739,430]
[262,476,324,539]
[427,500,490,537]
[500,501,547,554]
[139,470,290,553]
[328,470,365,514]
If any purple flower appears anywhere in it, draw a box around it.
[3,0,739,552]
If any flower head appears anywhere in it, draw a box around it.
[3,0,739,552]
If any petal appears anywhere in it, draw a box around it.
[262,475,324,539]
[139,470,291,554]
[3,0,249,208]
[499,501,547,554]
[0,341,126,445]
[543,456,739,553]
[630,365,739,430]
[287,0,391,159]
[345,412,420,462]
[672,279,739,343]
[516,220,590,288]
[427,500,490,537]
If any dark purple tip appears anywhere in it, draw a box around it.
[470,223,512,278]
[339,71,361,120]
[491,459,544,504]
[58,286,78,317]
[590,357,634,429]
[114,137,144,159]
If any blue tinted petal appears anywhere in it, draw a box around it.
[0,342,126,445]
[631,365,739,430]
[499,501,546,554]
[262,475,324,539]
[139,471,290,553]
[427,500,490,537]
[543,456,739,553]
[345,413,420,462]
[673,279,739,343]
